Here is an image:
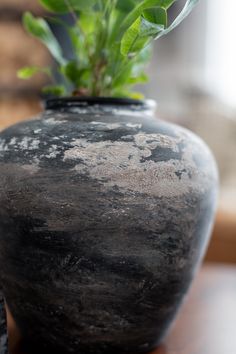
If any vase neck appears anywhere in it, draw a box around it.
[45,97,156,117]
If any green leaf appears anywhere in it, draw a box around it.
[155,0,200,38]
[61,62,81,84]
[143,7,167,27]
[61,62,91,87]
[121,17,147,56]
[121,16,163,56]
[17,66,51,79]
[42,85,66,96]
[121,0,176,34]
[18,0,199,98]
[121,0,199,50]
[139,16,164,37]
[129,91,145,100]
[116,0,136,12]
[23,12,66,65]
[79,12,97,33]
[39,0,96,13]
[128,72,149,84]
[112,88,144,100]
[112,60,134,88]
[68,27,87,63]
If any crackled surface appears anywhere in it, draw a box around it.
[0,106,218,354]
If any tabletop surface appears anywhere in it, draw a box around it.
[151,264,236,354]
[7,263,236,354]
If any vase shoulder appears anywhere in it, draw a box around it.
[0,107,218,197]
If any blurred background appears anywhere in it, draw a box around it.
[0,0,235,263]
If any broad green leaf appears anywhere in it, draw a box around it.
[23,12,66,65]
[39,0,96,13]
[128,72,149,84]
[107,11,129,46]
[61,62,91,87]
[139,16,164,37]
[143,7,167,27]
[42,85,66,96]
[112,88,145,99]
[17,66,38,79]
[18,0,199,98]
[61,62,80,84]
[112,60,134,88]
[17,66,51,79]
[116,0,136,12]
[155,0,200,38]
[121,16,163,56]
[79,12,97,33]
[68,27,87,62]
[129,91,145,99]
[121,17,148,56]
[121,0,176,34]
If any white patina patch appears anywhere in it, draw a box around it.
[89,121,143,132]
[45,145,61,159]
[9,137,17,146]
[134,133,179,152]
[63,132,211,198]
[66,105,154,117]
[44,117,67,125]
[126,123,142,129]
[90,122,123,131]
[0,137,40,151]
[0,139,8,152]
[18,137,40,150]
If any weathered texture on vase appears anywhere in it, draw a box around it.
[0,100,218,354]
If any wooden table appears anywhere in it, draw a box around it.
[7,264,236,354]
[151,264,236,354]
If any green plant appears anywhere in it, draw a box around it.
[18,0,199,98]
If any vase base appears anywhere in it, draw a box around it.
[17,338,160,354]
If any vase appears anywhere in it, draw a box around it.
[0,97,218,354]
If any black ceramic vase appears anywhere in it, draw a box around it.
[0,98,218,354]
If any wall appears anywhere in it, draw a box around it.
[0,0,49,130]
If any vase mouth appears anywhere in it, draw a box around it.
[45,96,156,113]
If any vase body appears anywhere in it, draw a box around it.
[0,98,218,354]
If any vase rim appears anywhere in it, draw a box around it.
[45,96,157,112]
